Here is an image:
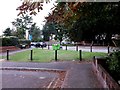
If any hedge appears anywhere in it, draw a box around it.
[1,36,19,46]
[1,36,31,47]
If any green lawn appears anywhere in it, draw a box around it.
[4,48,107,62]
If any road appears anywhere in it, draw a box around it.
[44,46,108,53]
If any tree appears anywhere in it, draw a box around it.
[42,22,57,41]
[42,21,67,43]
[17,1,120,45]
[17,1,44,16]
[3,28,12,36]
[12,15,33,39]
[50,2,120,44]
[30,23,42,42]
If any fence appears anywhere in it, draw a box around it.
[92,57,120,89]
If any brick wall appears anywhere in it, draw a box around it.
[0,46,20,53]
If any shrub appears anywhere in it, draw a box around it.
[1,36,19,46]
[106,51,120,80]
[107,51,120,73]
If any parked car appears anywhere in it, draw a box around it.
[19,44,27,49]
[35,43,40,48]
[33,42,47,48]
[40,42,47,47]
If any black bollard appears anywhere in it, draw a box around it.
[48,45,50,50]
[30,50,33,61]
[7,50,9,60]
[93,56,96,64]
[66,45,67,50]
[41,45,43,49]
[90,45,92,52]
[76,45,78,51]
[79,50,82,61]
[55,50,57,61]
[93,56,95,60]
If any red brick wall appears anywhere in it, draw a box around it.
[0,46,20,53]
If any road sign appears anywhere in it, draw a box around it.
[29,34,32,41]
[52,44,60,50]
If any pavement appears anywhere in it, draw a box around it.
[2,70,59,88]
[1,61,103,88]
[61,62,102,88]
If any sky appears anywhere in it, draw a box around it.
[0,0,57,35]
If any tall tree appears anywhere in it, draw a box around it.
[30,23,42,41]
[42,21,67,43]
[12,15,33,39]
[42,22,57,41]
[17,1,120,44]
[3,28,12,36]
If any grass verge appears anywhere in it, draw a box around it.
[3,48,107,62]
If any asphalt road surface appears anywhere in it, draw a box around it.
[42,46,108,53]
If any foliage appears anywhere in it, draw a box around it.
[17,2,120,44]
[3,28,12,36]
[1,36,19,46]
[45,2,120,43]
[42,22,57,41]
[12,15,33,39]
[12,15,42,41]
[107,51,120,74]
[16,1,47,16]
[67,2,120,42]
[30,23,42,42]
[42,21,68,43]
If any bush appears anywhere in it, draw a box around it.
[107,51,120,73]
[106,51,120,80]
[1,36,19,46]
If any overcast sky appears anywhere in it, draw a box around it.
[0,0,56,35]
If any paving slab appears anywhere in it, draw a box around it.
[1,61,103,88]
[61,62,103,88]
[1,70,58,88]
